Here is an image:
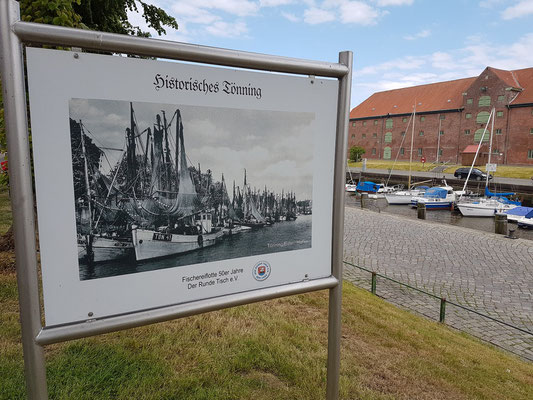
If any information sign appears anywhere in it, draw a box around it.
[26,48,339,327]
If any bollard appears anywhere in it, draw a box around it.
[494,213,507,235]
[506,228,517,239]
[360,193,368,209]
[417,202,426,219]
[439,298,446,323]
[371,272,377,295]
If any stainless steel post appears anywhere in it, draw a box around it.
[0,0,48,398]
[326,50,352,400]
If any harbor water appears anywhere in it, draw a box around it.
[80,214,312,280]
[345,193,533,241]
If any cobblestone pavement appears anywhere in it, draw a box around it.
[343,206,533,361]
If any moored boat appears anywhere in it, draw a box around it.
[411,186,456,209]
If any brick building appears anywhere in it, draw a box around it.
[349,67,533,165]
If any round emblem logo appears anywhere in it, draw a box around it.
[252,261,271,281]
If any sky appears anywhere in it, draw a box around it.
[69,99,314,200]
[128,0,533,108]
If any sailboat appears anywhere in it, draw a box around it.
[385,104,429,205]
[73,119,134,264]
[457,108,521,217]
[122,106,223,261]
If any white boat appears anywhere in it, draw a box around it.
[78,235,133,263]
[411,186,456,209]
[385,186,428,205]
[457,197,519,217]
[517,209,533,228]
[345,183,358,192]
[133,212,224,261]
[505,206,533,223]
[456,108,520,217]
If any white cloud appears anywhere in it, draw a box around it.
[352,32,533,106]
[281,11,301,22]
[340,1,382,25]
[205,20,248,37]
[403,29,431,40]
[260,0,294,6]
[501,0,533,20]
[304,7,336,24]
[375,0,413,6]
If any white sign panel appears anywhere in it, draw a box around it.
[486,163,497,172]
[26,48,338,327]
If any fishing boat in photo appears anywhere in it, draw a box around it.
[72,119,134,264]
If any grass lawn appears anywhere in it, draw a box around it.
[1,270,533,399]
[348,160,533,180]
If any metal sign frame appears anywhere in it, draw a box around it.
[0,0,352,398]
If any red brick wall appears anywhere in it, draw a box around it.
[348,67,533,165]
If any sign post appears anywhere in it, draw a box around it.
[0,0,352,397]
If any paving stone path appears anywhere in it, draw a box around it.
[343,206,533,361]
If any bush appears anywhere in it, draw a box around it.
[349,146,365,162]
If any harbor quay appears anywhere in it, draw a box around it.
[343,206,533,361]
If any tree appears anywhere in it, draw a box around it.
[0,0,179,182]
[349,146,365,162]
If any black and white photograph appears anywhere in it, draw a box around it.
[70,99,314,280]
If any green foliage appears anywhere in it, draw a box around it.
[74,0,178,37]
[349,145,365,162]
[20,0,83,27]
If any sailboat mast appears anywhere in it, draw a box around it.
[436,117,442,164]
[486,107,495,187]
[408,104,416,189]
[80,121,92,233]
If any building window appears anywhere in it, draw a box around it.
[401,131,406,136]
[498,95,505,102]
[386,118,393,129]
[363,121,367,126]
[374,120,378,125]
[420,116,425,122]
[417,148,423,156]
[466,98,473,105]
[419,131,424,136]
[478,96,491,106]
[439,115,445,120]
[384,132,392,143]
[495,129,502,135]
[466,113,472,119]
[402,117,407,122]
[362,133,366,138]
[493,148,499,154]
[438,149,443,156]
[474,129,490,143]
[496,111,504,118]
[528,149,533,159]
[372,148,376,155]
[530,128,533,134]
[465,129,470,135]
[351,134,355,138]
[439,130,444,135]
[400,148,405,155]
[476,111,490,124]
[352,122,356,127]
[372,133,377,138]
[383,147,392,160]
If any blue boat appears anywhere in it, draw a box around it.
[504,206,533,222]
[410,186,456,210]
[356,181,381,193]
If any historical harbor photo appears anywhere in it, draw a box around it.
[70,99,314,280]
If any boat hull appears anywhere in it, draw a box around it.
[133,228,223,261]
[78,236,134,263]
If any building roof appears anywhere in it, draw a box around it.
[351,66,533,119]
[462,145,479,154]
[350,78,475,119]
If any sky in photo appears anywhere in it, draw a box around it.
[128,0,533,107]
[69,99,315,200]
